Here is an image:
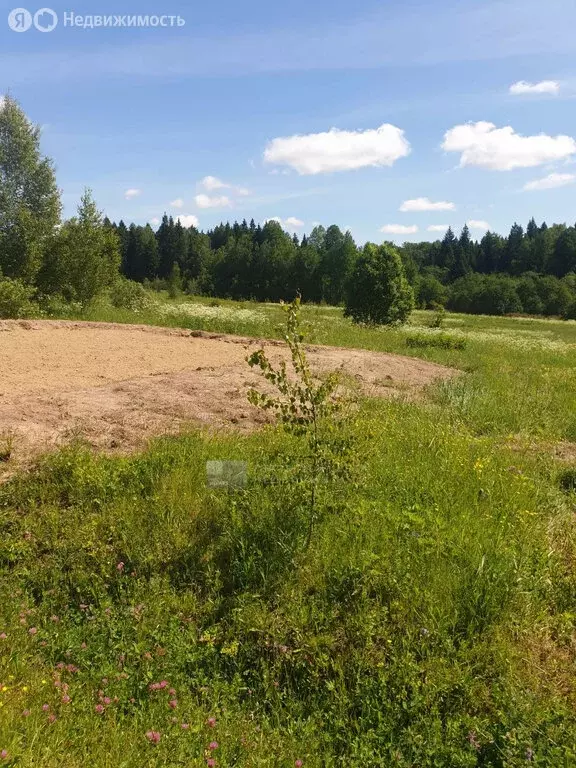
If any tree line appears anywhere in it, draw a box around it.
[1,93,575,321]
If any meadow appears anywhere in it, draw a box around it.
[1,295,576,766]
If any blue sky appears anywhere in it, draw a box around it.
[1,0,576,243]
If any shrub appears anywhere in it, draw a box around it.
[0,277,37,318]
[345,242,414,325]
[109,277,152,312]
[406,332,467,350]
[417,275,447,309]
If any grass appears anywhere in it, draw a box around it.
[1,294,576,765]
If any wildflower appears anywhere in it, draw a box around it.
[61,695,71,704]
[50,615,60,623]
[102,697,111,706]
[22,709,30,717]
[207,716,216,728]
[81,642,87,649]
[295,761,303,768]
[116,562,125,572]
[181,723,190,730]
[0,634,6,640]
[1,750,8,760]
[145,731,161,744]
[28,627,37,636]
[42,704,49,712]
[48,714,57,723]
[169,699,178,710]
[169,688,176,696]
[468,732,480,751]
[159,680,168,689]
[56,663,65,670]
[209,742,219,751]
[95,704,105,714]
[207,760,216,768]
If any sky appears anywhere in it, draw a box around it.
[1,0,576,244]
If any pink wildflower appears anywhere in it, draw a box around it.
[168,699,178,709]
[28,627,37,635]
[116,562,125,572]
[61,694,71,704]
[48,714,57,723]
[42,704,49,712]
[22,709,30,717]
[295,761,303,768]
[0,633,6,640]
[209,741,219,750]
[102,697,111,706]
[207,716,216,728]
[181,723,190,730]
[95,704,105,714]
[1,750,8,760]
[145,731,161,744]
[207,760,216,768]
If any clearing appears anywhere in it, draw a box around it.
[0,319,454,464]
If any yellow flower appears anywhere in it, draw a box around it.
[22,686,28,692]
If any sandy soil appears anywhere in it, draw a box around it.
[0,319,455,467]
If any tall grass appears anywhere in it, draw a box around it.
[1,297,576,764]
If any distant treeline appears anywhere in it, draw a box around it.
[108,216,576,318]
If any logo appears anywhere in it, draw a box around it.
[8,7,58,32]
[34,7,58,31]
[8,8,32,31]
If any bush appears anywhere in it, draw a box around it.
[417,275,447,309]
[406,332,467,350]
[448,274,522,316]
[345,242,414,325]
[109,277,152,312]
[0,277,37,318]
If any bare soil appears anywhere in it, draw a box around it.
[0,319,455,468]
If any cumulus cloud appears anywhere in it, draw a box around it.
[200,175,227,191]
[400,197,455,212]
[266,216,304,229]
[170,198,184,208]
[264,123,410,175]
[509,80,560,96]
[427,224,450,232]
[467,219,490,230]
[194,193,232,209]
[523,172,576,191]
[379,224,418,235]
[149,217,160,226]
[442,121,576,171]
[199,176,250,197]
[124,188,141,200]
[176,214,199,228]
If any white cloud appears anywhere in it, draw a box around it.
[200,175,227,192]
[467,219,490,230]
[379,224,418,235]
[149,217,160,227]
[170,198,184,209]
[442,121,576,171]
[264,123,410,175]
[509,80,560,96]
[266,216,304,229]
[427,224,450,232]
[285,216,304,228]
[523,172,576,191]
[236,187,251,196]
[194,193,232,209]
[400,197,455,212]
[176,214,199,228]
[124,188,141,200]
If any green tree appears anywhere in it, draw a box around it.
[344,242,414,325]
[0,95,61,282]
[40,190,119,303]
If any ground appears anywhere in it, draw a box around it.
[0,319,454,466]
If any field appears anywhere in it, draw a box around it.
[1,295,576,766]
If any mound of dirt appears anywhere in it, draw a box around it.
[0,319,456,467]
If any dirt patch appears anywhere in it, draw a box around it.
[0,319,455,468]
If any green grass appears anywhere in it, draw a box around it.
[1,296,576,765]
